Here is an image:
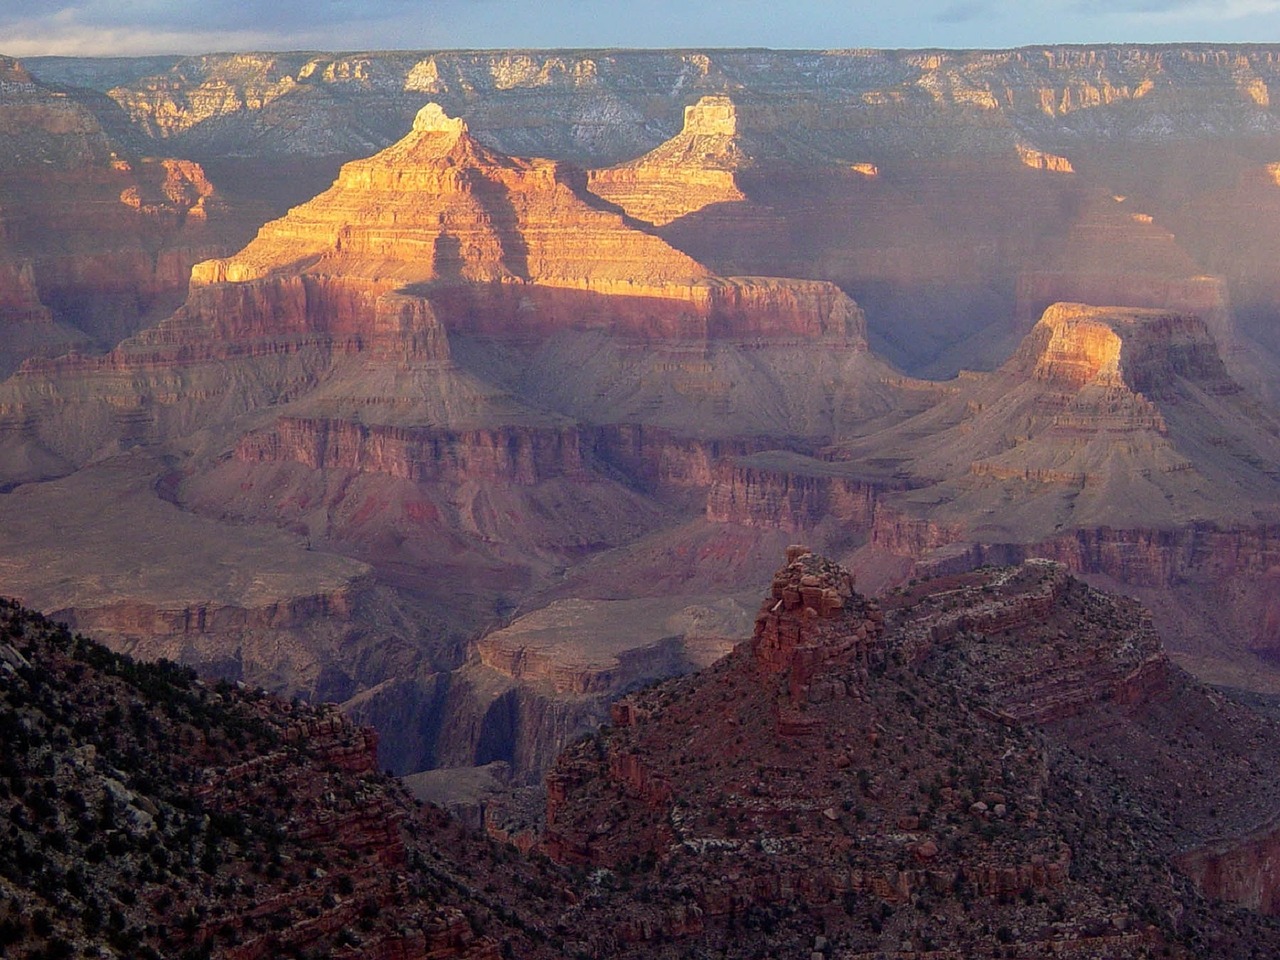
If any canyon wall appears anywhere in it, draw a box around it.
[30,47,1280,164]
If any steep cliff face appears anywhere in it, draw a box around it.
[704,452,909,530]
[236,417,588,485]
[706,301,1275,559]
[0,214,81,379]
[1177,818,1280,915]
[15,44,1280,786]
[10,542,1280,957]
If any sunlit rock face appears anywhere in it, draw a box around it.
[587,95,749,226]
[14,43,1280,767]
[28,46,1280,378]
[199,101,712,292]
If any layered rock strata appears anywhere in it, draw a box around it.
[587,95,750,225]
[37,47,1280,165]
[828,301,1279,542]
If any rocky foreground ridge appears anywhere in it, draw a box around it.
[0,597,576,959]
[9,556,1280,957]
[540,549,1280,957]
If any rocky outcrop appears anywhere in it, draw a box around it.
[537,553,1270,956]
[188,101,869,348]
[1010,191,1249,384]
[1016,143,1075,173]
[30,45,1280,380]
[1016,272,1230,338]
[475,595,751,698]
[826,300,1280,681]
[891,561,1172,724]
[587,95,750,225]
[344,666,613,782]
[200,101,712,294]
[0,459,429,702]
[346,594,754,782]
[477,610,687,697]
[751,546,885,705]
[50,585,360,646]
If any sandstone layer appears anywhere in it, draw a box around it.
[587,95,752,225]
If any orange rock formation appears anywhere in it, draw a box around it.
[587,95,749,225]
[199,101,711,293]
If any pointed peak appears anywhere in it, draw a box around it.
[412,102,468,137]
[682,95,739,137]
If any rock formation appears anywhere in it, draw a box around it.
[808,301,1280,684]
[12,42,1280,805]
[0,56,242,374]
[29,45,1280,376]
[587,95,751,225]
[538,551,1280,957]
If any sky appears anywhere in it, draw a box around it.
[2,0,1280,58]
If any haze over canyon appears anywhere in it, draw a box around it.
[6,43,1280,957]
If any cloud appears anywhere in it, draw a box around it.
[0,1,447,56]
[0,0,422,32]
[935,1,991,23]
